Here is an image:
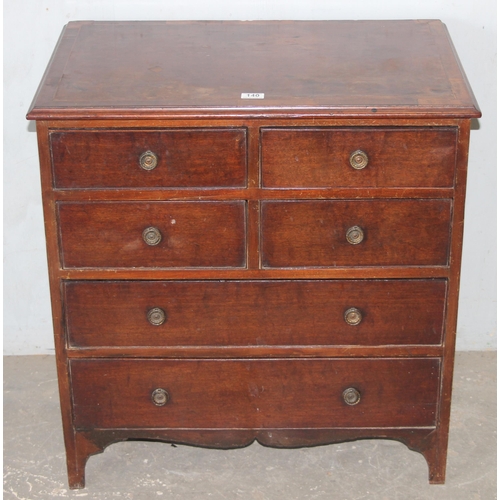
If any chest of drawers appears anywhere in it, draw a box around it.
[27,20,480,488]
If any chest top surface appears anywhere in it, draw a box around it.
[27,20,480,120]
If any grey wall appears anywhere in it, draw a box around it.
[4,0,496,354]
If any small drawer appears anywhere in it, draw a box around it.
[57,201,246,268]
[70,358,440,429]
[261,199,451,267]
[261,127,457,188]
[64,279,447,348]
[50,128,247,188]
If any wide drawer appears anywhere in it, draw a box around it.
[65,280,447,348]
[58,201,246,268]
[50,128,247,188]
[70,358,440,429]
[261,199,451,267]
[261,127,457,188]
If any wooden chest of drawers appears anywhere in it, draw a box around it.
[27,20,480,488]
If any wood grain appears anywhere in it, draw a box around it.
[71,427,443,487]
[51,128,247,189]
[27,21,481,119]
[57,201,246,268]
[27,20,480,488]
[64,280,447,348]
[70,358,440,429]
[261,199,452,267]
[261,127,457,188]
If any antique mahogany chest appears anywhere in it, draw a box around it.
[27,20,480,488]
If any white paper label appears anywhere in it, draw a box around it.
[241,93,265,99]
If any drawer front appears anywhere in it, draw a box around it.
[71,358,440,429]
[261,200,451,267]
[65,280,446,348]
[50,129,247,188]
[261,127,457,188]
[58,201,246,268]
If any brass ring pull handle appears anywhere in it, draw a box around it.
[139,151,158,170]
[349,150,369,170]
[151,388,170,406]
[344,307,362,326]
[343,387,361,406]
[142,226,162,246]
[346,225,364,245]
[147,307,166,326]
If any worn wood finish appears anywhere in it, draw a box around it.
[66,345,445,359]
[27,20,480,488]
[69,428,442,487]
[44,117,467,130]
[75,427,440,452]
[434,119,473,484]
[261,200,452,267]
[26,21,480,119]
[57,267,451,281]
[34,121,84,489]
[65,280,447,348]
[51,129,247,189]
[261,128,458,188]
[70,358,440,429]
[52,186,456,202]
[57,201,246,268]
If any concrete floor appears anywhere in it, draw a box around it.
[3,352,496,499]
